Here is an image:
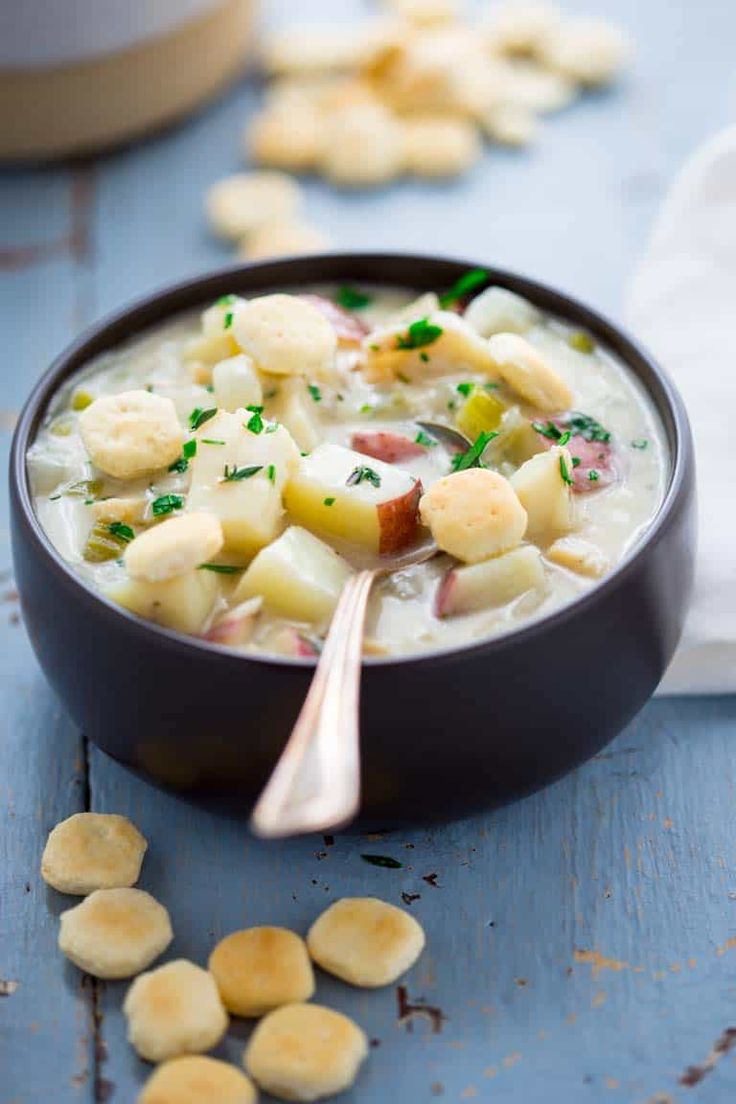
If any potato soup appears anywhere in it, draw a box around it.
[28,275,666,659]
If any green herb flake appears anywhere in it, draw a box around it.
[484,381,500,391]
[557,430,572,446]
[451,430,498,472]
[572,456,581,467]
[336,286,372,310]
[223,311,234,330]
[189,407,217,431]
[308,383,322,403]
[559,456,574,486]
[396,317,444,351]
[198,563,241,574]
[359,403,374,415]
[631,438,649,450]
[107,522,134,543]
[439,268,489,308]
[216,293,237,306]
[360,853,403,869]
[222,464,263,482]
[323,497,336,506]
[201,438,226,446]
[563,412,611,444]
[267,464,276,484]
[588,469,600,482]
[456,382,475,397]
[415,430,436,448]
[346,465,381,489]
[396,371,411,384]
[245,405,264,434]
[168,456,188,473]
[419,351,430,363]
[183,439,197,459]
[151,494,184,517]
[568,330,595,354]
[532,420,563,441]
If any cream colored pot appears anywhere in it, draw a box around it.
[0,0,253,160]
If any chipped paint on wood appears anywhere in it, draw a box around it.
[573,949,634,978]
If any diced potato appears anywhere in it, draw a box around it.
[464,286,540,337]
[436,545,545,617]
[284,443,422,555]
[183,331,240,365]
[187,411,300,560]
[234,526,352,624]
[91,497,147,525]
[213,355,263,412]
[488,407,545,466]
[455,388,505,439]
[510,445,575,541]
[361,311,499,383]
[264,377,322,452]
[546,536,610,579]
[106,569,219,635]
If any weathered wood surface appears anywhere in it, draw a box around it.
[2,1,736,1101]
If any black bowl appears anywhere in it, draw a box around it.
[9,254,696,825]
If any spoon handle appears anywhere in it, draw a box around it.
[250,569,376,839]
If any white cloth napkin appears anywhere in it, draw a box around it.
[626,126,736,694]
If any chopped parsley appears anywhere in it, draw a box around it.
[396,317,443,350]
[415,430,436,448]
[568,330,595,354]
[559,456,574,486]
[336,285,372,310]
[201,438,225,445]
[456,382,475,397]
[450,430,498,472]
[359,403,374,415]
[107,522,134,543]
[323,497,336,506]
[152,494,184,516]
[198,563,241,574]
[438,268,488,308]
[245,404,264,434]
[419,351,430,363]
[563,412,611,444]
[183,439,197,459]
[266,464,276,483]
[631,438,649,450]
[346,465,381,489]
[215,293,237,306]
[307,383,322,403]
[189,407,217,431]
[572,456,581,467]
[361,854,403,869]
[168,456,189,473]
[223,311,234,329]
[588,469,600,482]
[222,464,263,482]
[532,420,565,441]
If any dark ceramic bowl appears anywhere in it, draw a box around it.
[9,254,696,825]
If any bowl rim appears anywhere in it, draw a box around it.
[10,251,694,670]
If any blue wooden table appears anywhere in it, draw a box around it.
[3,1,736,1101]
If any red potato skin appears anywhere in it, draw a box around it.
[351,431,426,464]
[536,418,618,493]
[203,612,257,646]
[299,294,369,346]
[377,479,423,556]
[275,628,320,657]
[434,568,456,618]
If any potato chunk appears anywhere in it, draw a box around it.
[464,286,540,337]
[362,310,498,383]
[58,888,173,979]
[436,545,546,616]
[213,355,263,412]
[209,927,315,1018]
[546,535,610,578]
[244,1003,368,1101]
[125,514,224,583]
[139,1056,257,1104]
[124,960,229,1062]
[79,391,183,479]
[419,468,527,563]
[106,568,220,635]
[187,410,300,560]
[231,294,337,379]
[488,333,573,411]
[41,813,147,895]
[307,897,425,987]
[265,377,322,452]
[234,526,352,625]
[284,443,422,555]
[510,445,575,541]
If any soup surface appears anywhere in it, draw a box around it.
[28,276,666,658]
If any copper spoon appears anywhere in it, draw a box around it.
[250,422,471,839]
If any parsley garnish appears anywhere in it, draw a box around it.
[415,430,436,448]
[198,563,241,574]
[223,311,234,329]
[267,464,276,483]
[323,497,336,506]
[588,469,600,481]
[183,439,197,459]
[456,382,474,397]
[563,412,611,444]
[572,456,581,467]
[216,293,237,306]
[361,854,403,869]
[245,405,264,434]
[108,522,134,543]
[168,456,189,473]
[307,383,322,403]
[419,351,430,363]
[346,465,381,489]
[222,464,263,482]
[438,268,488,308]
[396,317,443,350]
[559,456,574,486]
[532,420,564,441]
[201,438,225,445]
[152,494,184,516]
[189,407,217,431]
[336,286,372,310]
[450,430,498,472]
[631,438,649,449]
[359,403,374,414]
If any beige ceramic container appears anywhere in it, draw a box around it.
[0,0,253,160]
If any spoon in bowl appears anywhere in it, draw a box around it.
[249,422,471,839]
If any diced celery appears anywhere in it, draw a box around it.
[456,389,505,440]
[83,520,128,563]
[71,389,93,411]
